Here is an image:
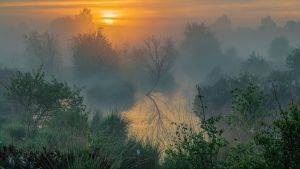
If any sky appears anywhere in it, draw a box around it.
[1,0,300,44]
[1,0,300,24]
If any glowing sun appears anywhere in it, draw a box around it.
[100,10,119,25]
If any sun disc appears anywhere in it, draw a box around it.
[100,10,119,25]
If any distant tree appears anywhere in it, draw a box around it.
[74,8,93,23]
[24,31,60,75]
[286,47,300,79]
[268,37,290,69]
[72,29,136,111]
[241,52,271,77]
[223,47,242,73]
[259,16,278,32]
[126,38,177,95]
[201,76,232,111]
[211,14,232,33]
[206,66,223,85]
[224,47,238,59]
[230,73,259,90]
[72,29,118,79]
[284,20,300,34]
[181,23,224,79]
[50,8,95,34]
[266,71,297,107]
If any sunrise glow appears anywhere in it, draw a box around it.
[100,10,120,25]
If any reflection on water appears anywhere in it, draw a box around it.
[124,92,200,149]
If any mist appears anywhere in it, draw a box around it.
[0,2,300,169]
[1,7,300,126]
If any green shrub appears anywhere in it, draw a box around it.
[225,141,267,169]
[5,123,26,144]
[254,103,300,169]
[163,116,227,169]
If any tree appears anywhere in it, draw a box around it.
[286,47,300,79]
[231,82,267,129]
[255,103,300,169]
[142,37,177,137]
[4,69,85,136]
[268,37,290,69]
[50,8,95,35]
[284,20,300,34]
[259,16,277,32]
[211,14,232,33]
[201,76,232,111]
[223,47,242,74]
[72,29,137,111]
[24,31,60,75]
[241,52,271,77]
[266,71,297,107]
[144,37,177,95]
[72,29,118,79]
[181,23,224,80]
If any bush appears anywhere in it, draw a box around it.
[254,103,300,169]
[225,141,267,169]
[6,123,26,144]
[5,68,85,136]
[120,139,160,169]
[163,116,227,169]
[0,145,72,169]
[230,82,267,129]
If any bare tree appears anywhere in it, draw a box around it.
[144,37,176,95]
[142,37,177,141]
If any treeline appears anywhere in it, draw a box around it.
[13,9,299,111]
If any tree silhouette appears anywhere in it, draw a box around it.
[72,28,118,79]
[286,47,300,79]
[24,31,60,75]
[181,23,224,80]
[268,37,290,69]
[137,37,178,140]
[241,52,271,77]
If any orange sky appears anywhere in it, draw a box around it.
[2,0,300,24]
[1,0,300,44]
